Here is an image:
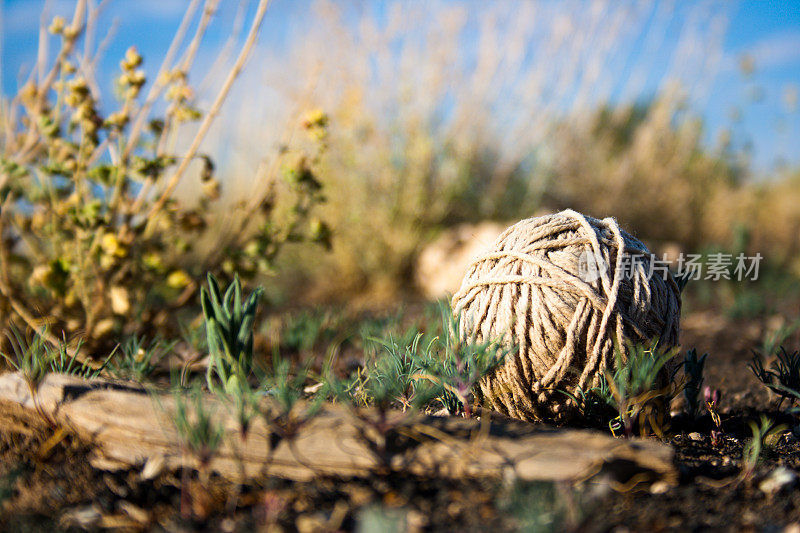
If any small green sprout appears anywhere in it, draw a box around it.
[360,334,438,412]
[558,375,616,426]
[172,384,225,470]
[345,303,510,418]
[255,350,323,464]
[761,318,800,361]
[1,326,64,425]
[604,340,677,438]
[48,336,112,379]
[413,305,512,418]
[201,273,263,395]
[110,334,176,381]
[749,347,800,409]
[280,308,339,353]
[263,352,311,417]
[1,326,51,391]
[231,382,261,441]
[741,416,787,480]
[683,348,708,419]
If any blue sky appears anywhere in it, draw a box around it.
[1,0,799,176]
[713,1,800,172]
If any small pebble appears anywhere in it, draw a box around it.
[649,481,670,494]
[140,455,166,481]
[59,506,101,529]
[759,466,798,494]
[688,432,703,441]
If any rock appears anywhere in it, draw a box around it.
[649,481,670,494]
[59,505,102,529]
[140,454,166,480]
[688,432,703,441]
[759,467,798,494]
[415,221,507,299]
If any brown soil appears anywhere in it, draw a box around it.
[2,309,800,532]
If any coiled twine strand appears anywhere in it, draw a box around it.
[451,210,681,422]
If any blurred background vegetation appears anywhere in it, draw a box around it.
[1,0,799,350]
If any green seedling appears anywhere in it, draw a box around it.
[749,347,800,409]
[2,326,57,425]
[201,273,263,395]
[2,326,50,388]
[266,355,309,415]
[761,318,800,360]
[558,375,617,427]
[256,350,323,478]
[605,340,678,438]
[170,381,226,520]
[413,305,512,418]
[741,415,787,481]
[361,333,439,412]
[226,378,262,442]
[48,336,112,379]
[260,350,322,433]
[110,334,176,381]
[683,348,708,419]
[280,308,342,353]
[172,383,225,470]
[345,346,439,472]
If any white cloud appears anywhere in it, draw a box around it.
[748,30,800,69]
[722,30,800,73]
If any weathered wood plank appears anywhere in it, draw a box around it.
[0,372,675,485]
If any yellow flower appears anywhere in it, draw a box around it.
[244,241,260,257]
[101,233,127,257]
[48,16,65,35]
[105,110,129,128]
[303,109,328,129]
[166,270,191,289]
[143,253,164,271]
[122,46,143,71]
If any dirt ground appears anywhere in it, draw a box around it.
[2,307,800,532]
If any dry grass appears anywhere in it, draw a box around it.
[199,0,798,304]
[3,1,798,321]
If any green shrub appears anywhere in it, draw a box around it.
[0,2,327,347]
[750,347,800,409]
[201,274,263,395]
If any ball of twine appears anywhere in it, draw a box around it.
[451,210,681,422]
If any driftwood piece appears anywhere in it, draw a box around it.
[0,372,676,485]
